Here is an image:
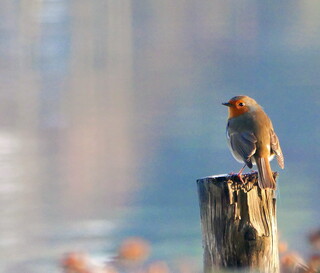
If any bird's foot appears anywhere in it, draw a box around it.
[237,173,246,185]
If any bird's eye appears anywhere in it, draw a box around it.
[238,102,245,107]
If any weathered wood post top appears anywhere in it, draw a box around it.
[197,172,279,273]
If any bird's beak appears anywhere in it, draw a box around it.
[222,102,232,107]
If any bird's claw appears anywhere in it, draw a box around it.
[238,173,245,184]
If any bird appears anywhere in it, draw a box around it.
[222,95,284,189]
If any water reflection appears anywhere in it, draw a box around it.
[0,0,319,272]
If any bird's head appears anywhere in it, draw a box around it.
[222,95,259,119]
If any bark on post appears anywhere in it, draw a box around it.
[197,172,279,273]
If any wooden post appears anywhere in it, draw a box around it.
[197,172,279,273]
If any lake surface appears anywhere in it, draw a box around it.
[0,1,319,272]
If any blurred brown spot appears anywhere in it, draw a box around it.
[279,241,288,254]
[307,254,320,273]
[117,237,151,262]
[61,252,90,273]
[308,229,320,250]
[145,261,171,273]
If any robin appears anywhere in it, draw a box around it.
[222,95,284,189]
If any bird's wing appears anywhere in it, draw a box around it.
[270,129,284,169]
[229,131,257,168]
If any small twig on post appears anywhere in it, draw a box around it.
[197,172,279,273]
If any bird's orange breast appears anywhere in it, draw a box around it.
[228,106,249,119]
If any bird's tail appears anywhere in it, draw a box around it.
[255,157,276,189]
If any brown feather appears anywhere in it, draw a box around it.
[255,157,276,189]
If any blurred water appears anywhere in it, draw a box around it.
[0,1,319,272]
